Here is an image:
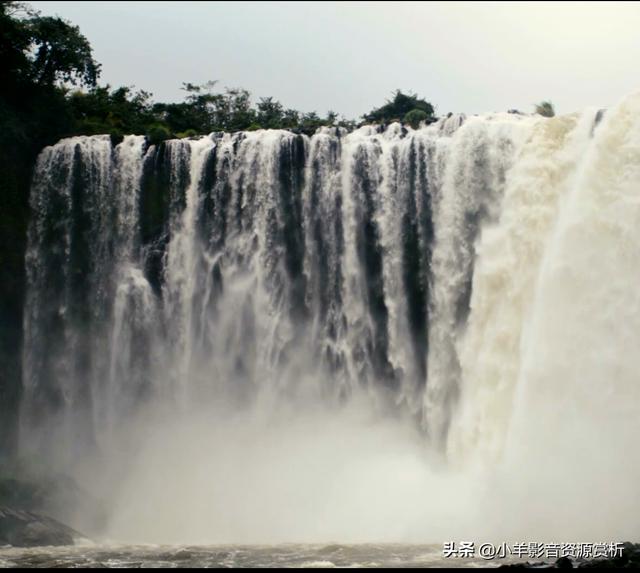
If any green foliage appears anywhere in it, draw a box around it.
[0,5,102,460]
[257,97,284,129]
[364,90,435,124]
[281,108,300,129]
[0,2,34,89]
[300,111,322,133]
[146,123,172,146]
[0,1,446,144]
[27,15,100,87]
[153,85,259,134]
[218,87,256,131]
[403,108,429,129]
[176,128,199,139]
[69,85,155,136]
[534,100,555,118]
[336,116,356,131]
[149,82,342,135]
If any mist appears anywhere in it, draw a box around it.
[74,382,640,546]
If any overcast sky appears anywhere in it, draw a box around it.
[30,1,640,119]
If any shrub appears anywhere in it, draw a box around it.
[534,100,555,118]
[364,90,435,124]
[146,123,172,146]
[403,109,429,129]
[176,128,199,139]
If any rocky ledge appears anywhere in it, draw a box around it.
[0,506,84,547]
[0,471,104,547]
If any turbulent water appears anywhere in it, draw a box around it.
[0,543,535,568]
[18,93,640,546]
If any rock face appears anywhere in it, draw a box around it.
[0,473,105,541]
[0,506,81,547]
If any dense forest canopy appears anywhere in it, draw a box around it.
[1,1,439,144]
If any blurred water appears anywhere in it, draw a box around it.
[0,543,533,568]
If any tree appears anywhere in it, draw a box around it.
[68,85,156,137]
[325,110,338,125]
[156,82,261,133]
[151,81,220,133]
[364,90,435,124]
[403,109,429,129]
[299,111,323,134]
[0,2,33,89]
[27,15,100,87]
[257,96,284,129]
[281,108,300,129]
[534,100,555,118]
[219,87,255,131]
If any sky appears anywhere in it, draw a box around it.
[30,1,640,119]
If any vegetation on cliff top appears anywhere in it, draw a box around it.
[364,89,436,126]
[534,100,555,118]
[2,1,438,144]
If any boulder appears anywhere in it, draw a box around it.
[0,506,82,547]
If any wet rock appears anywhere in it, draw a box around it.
[0,506,82,547]
[0,472,106,540]
[577,542,640,568]
[498,543,640,568]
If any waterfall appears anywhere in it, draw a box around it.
[446,110,599,465]
[20,94,640,541]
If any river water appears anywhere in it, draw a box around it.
[0,543,540,568]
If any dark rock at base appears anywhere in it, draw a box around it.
[577,542,640,569]
[0,472,107,537]
[0,506,82,547]
[499,543,640,569]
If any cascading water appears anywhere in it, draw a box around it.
[20,93,640,543]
